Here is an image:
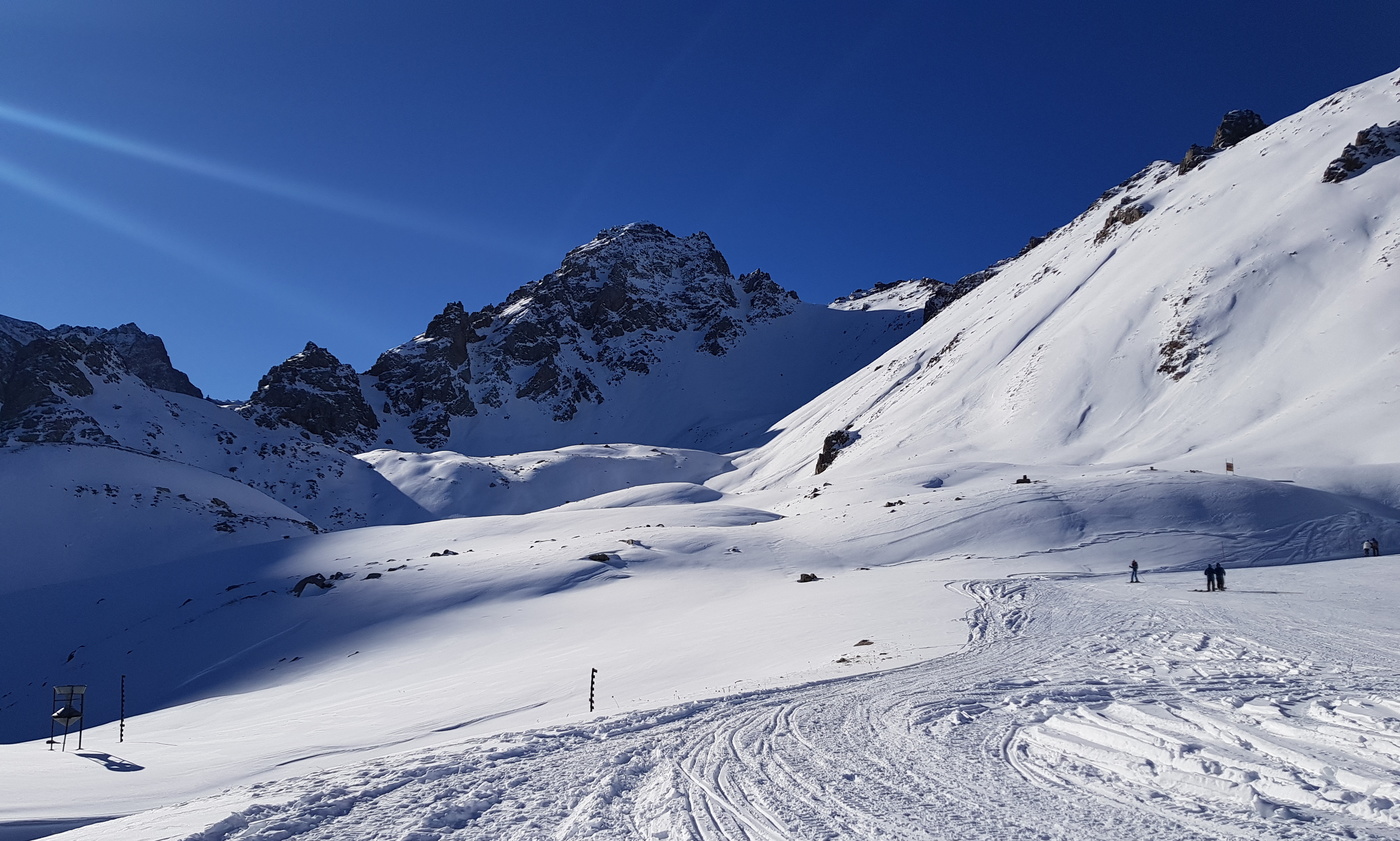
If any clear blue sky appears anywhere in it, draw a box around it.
[1,1,1396,399]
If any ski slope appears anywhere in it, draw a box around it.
[31,558,1400,841]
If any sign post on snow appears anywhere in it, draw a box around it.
[50,685,86,751]
[1226,460,1235,475]
[589,668,597,713]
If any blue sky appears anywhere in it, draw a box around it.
[1,1,1397,399]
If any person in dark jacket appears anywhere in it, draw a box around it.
[1204,564,1215,591]
[1129,559,1139,583]
[1215,563,1226,591]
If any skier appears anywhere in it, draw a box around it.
[1215,563,1227,591]
[1204,564,1215,592]
[1363,539,1374,557]
[1129,559,1139,583]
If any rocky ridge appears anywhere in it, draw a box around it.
[1177,109,1269,175]
[357,223,801,450]
[0,320,200,446]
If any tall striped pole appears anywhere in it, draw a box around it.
[589,668,597,712]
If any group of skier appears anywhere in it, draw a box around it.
[1126,536,1387,589]
[1126,559,1227,590]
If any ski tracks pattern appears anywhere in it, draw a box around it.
[152,578,1400,841]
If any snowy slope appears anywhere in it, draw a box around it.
[358,443,731,518]
[722,68,1400,492]
[0,445,316,595]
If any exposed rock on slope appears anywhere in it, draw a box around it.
[1178,109,1269,175]
[239,342,379,448]
[1213,109,1268,148]
[0,321,199,446]
[1321,121,1400,182]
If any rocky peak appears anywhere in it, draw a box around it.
[239,342,378,448]
[355,222,803,449]
[368,303,479,449]
[0,320,203,446]
[1179,109,1268,174]
[91,323,202,398]
[1213,109,1268,149]
[46,322,202,398]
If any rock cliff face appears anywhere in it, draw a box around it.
[238,342,378,447]
[0,320,201,445]
[358,222,803,450]
[1322,122,1400,183]
[1212,109,1268,149]
[1178,109,1269,174]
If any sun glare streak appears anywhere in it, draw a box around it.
[0,154,347,322]
[0,99,542,258]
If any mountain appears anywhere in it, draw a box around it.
[722,67,1400,493]
[0,319,428,533]
[0,224,919,543]
[5,69,1400,841]
[247,222,921,455]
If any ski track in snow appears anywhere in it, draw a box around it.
[88,577,1400,841]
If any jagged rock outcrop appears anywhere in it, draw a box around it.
[1213,109,1268,149]
[363,222,802,449]
[1322,122,1400,183]
[367,302,482,449]
[1178,143,1215,175]
[833,278,950,314]
[814,427,857,474]
[82,323,202,398]
[923,266,1003,324]
[0,337,116,445]
[0,321,202,445]
[238,342,379,447]
[833,229,1057,325]
[1178,110,1269,175]
[1094,197,1151,244]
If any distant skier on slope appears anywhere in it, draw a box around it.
[1129,559,1139,583]
[1363,539,1375,557]
[1215,563,1226,591]
[1204,564,1216,592]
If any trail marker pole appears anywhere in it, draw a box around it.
[589,668,597,712]
[119,674,126,743]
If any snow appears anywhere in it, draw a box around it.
[3,69,1400,840]
[719,68,1400,492]
[12,552,1400,840]
[356,444,733,518]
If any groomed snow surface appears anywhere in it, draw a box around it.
[4,455,1400,841]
